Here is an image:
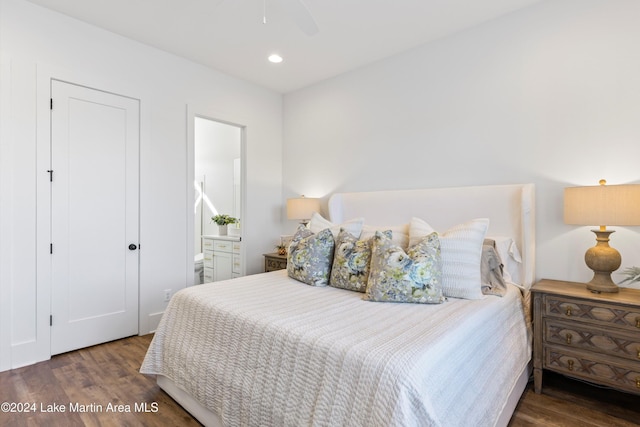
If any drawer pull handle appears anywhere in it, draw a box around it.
[567,360,574,371]
[636,317,640,328]
[566,333,572,345]
[566,306,572,316]
[637,348,640,359]
[637,378,640,389]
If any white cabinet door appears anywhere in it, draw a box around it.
[213,250,233,281]
[50,80,139,355]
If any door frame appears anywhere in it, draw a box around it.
[186,105,247,286]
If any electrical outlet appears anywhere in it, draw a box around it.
[163,289,172,302]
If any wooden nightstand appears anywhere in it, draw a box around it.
[532,279,640,396]
[263,253,287,272]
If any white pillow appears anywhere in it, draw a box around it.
[487,236,522,285]
[409,217,489,300]
[359,223,409,249]
[308,212,364,239]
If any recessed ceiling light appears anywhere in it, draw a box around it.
[268,54,283,64]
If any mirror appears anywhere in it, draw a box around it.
[194,117,242,254]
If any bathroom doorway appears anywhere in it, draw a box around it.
[192,116,244,284]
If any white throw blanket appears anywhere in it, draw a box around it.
[141,270,530,426]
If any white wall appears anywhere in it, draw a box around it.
[283,0,640,284]
[0,0,283,371]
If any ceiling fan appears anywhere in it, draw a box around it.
[213,0,319,36]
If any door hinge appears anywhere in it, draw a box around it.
[50,243,53,254]
[50,315,53,326]
[50,98,53,110]
[47,170,53,182]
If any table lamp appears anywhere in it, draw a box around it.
[286,195,320,226]
[564,180,640,293]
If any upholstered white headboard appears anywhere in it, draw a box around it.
[328,184,535,288]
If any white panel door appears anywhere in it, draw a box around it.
[50,80,139,355]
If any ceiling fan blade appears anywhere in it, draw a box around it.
[280,0,319,36]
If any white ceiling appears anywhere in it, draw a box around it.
[24,0,543,93]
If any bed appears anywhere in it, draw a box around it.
[141,183,535,427]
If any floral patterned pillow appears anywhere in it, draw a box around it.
[364,231,445,304]
[409,217,489,300]
[287,225,335,287]
[330,229,392,292]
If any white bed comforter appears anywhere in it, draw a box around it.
[141,270,530,427]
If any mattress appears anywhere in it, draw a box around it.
[141,270,531,426]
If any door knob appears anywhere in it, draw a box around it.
[128,244,138,250]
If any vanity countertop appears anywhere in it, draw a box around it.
[202,234,241,242]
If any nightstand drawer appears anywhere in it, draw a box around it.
[544,294,640,332]
[545,319,640,362]
[545,346,640,395]
[263,253,287,272]
[266,258,287,271]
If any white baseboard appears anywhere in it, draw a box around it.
[147,312,164,334]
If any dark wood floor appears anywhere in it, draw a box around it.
[0,334,199,427]
[509,371,639,427]
[1,335,638,426]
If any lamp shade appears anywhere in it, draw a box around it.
[564,183,640,226]
[287,196,320,221]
